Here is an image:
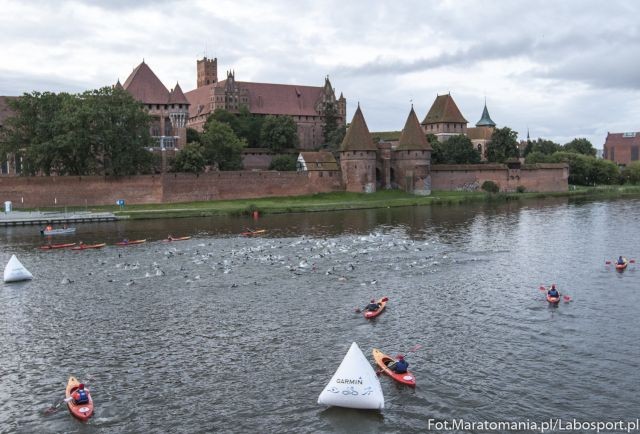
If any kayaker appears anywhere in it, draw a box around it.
[167,234,174,241]
[71,384,89,405]
[617,256,625,265]
[365,299,380,312]
[122,238,129,245]
[547,284,559,298]
[388,354,409,374]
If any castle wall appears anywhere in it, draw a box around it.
[0,171,342,208]
[340,151,377,193]
[431,164,568,192]
[392,150,431,194]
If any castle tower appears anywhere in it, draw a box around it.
[340,104,377,193]
[393,106,432,195]
[467,100,496,160]
[197,57,218,88]
[421,93,468,141]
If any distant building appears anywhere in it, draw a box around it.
[467,102,496,160]
[118,61,190,150]
[297,151,339,172]
[185,57,346,149]
[603,132,640,166]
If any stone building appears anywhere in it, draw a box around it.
[603,132,640,166]
[119,61,190,150]
[340,105,432,194]
[421,93,468,141]
[467,102,497,160]
[185,57,346,149]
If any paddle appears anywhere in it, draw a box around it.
[355,297,389,313]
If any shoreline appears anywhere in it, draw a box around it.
[14,186,640,221]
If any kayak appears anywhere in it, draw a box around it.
[164,236,191,242]
[615,258,628,270]
[546,295,560,304]
[372,348,416,386]
[65,376,94,421]
[71,243,106,250]
[39,243,76,250]
[364,297,388,319]
[41,227,76,236]
[241,229,267,237]
[115,239,146,246]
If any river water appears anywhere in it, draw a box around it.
[0,197,639,433]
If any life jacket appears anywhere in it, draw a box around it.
[74,389,89,404]
[393,360,409,373]
[548,290,559,297]
[367,303,379,311]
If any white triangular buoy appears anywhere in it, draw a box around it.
[3,255,33,283]
[318,342,384,410]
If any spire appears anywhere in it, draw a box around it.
[340,105,376,151]
[397,106,432,151]
[422,94,467,125]
[169,82,189,105]
[475,101,496,127]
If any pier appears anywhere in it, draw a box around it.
[0,210,119,227]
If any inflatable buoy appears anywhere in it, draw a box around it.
[3,255,33,283]
[318,342,384,410]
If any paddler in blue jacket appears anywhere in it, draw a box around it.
[547,284,559,298]
[388,354,409,374]
[617,256,625,265]
[365,299,380,312]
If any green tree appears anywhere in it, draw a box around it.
[433,134,480,164]
[269,154,297,171]
[186,128,201,144]
[322,101,339,146]
[172,142,206,173]
[0,87,152,176]
[563,138,596,156]
[622,161,640,184]
[325,125,346,152]
[590,158,620,185]
[486,127,520,163]
[236,105,263,147]
[261,115,298,152]
[526,138,561,156]
[200,119,246,170]
[524,151,553,164]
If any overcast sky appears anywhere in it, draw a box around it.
[1,0,639,148]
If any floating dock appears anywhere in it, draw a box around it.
[0,211,118,227]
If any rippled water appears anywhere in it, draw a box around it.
[1,197,639,433]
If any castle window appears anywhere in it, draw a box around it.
[632,146,639,161]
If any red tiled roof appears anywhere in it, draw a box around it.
[340,105,376,151]
[298,151,339,171]
[185,80,326,120]
[122,61,171,105]
[422,94,468,125]
[0,96,17,127]
[169,82,189,105]
[604,132,640,148]
[397,107,432,151]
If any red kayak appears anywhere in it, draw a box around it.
[39,243,76,250]
[615,258,629,270]
[65,376,94,421]
[547,295,560,304]
[241,229,267,237]
[364,297,388,319]
[372,348,416,386]
[115,239,146,246]
[71,243,106,250]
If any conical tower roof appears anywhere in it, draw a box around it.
[421,94,467,125]
[475,102,496,127]
[340,104,376,151]
[169,82,189,105]
[397,106,432,151]
[122,60,170,104]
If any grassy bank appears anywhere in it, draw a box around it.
[44,185,639,220]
